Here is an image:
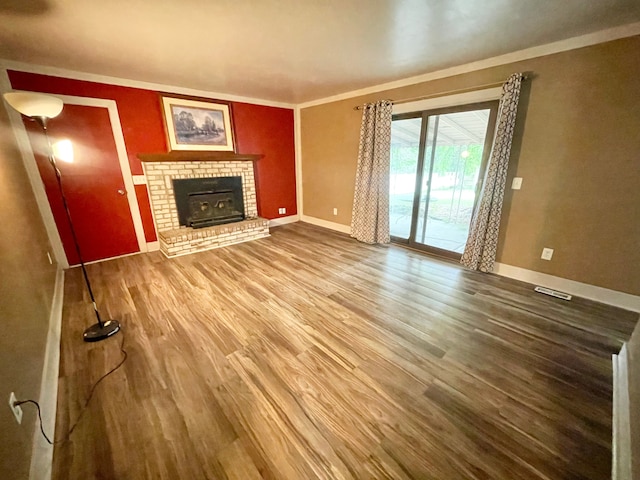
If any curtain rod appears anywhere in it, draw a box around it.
[353,74,528,110]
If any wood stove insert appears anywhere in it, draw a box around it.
[172,176,244,228]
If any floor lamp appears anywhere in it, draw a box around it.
[3,91,120,342]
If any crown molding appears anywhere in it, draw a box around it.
[298,22,640,109]
[3,22,639,110]
[0,59,296,109]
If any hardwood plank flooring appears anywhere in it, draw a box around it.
[52,222,638,479]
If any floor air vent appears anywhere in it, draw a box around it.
[534,286,572,301]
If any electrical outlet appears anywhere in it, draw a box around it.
[278,207,286,215]
[9,392,22,424]
[541,248,554,261]
[333,208,338,216]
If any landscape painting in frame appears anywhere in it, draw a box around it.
[161,96,235,151]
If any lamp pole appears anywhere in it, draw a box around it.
[4,92,120,342]
[41,122,105,330]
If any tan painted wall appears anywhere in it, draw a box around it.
[0,104,57,478]
[301,36,640,296]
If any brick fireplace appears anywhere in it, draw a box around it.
[139,152,269,257]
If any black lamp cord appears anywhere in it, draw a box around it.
[13,327,127,445]
[12,119,126,444]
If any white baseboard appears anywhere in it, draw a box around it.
[146,241,160,252]
[29,267,64,480]
[612,344,632,480]
[269,214,299,227]
[493,263,640,313]
[300,215,351,234]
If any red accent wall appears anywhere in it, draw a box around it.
[7,70,297,244]
[134,184,157,242]
[233,102,296,218]
[8,71,167,176]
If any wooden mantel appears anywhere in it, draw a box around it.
[137,151,262,163]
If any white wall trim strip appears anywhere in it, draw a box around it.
[0,72,69,268]
[612,345,632,480]
[132,175,147,185]
[0,60,295,109]
[269,215,300,227]
[294,106,303,217]
[101,98,148,254]
[24,92,149,257]
[29,267,64,480]
[75,249,143,266]
[2,24,638,111]
[493,262,640,313]
[146,241,160,252]
[300,215,351,234]
[298,22,640,109]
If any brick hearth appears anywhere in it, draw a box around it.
[142,156,269,257]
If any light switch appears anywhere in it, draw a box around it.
[512,177,523,190]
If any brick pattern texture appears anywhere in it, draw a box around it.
[143,160,268,257]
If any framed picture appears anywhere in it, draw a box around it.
[161,96,235,152]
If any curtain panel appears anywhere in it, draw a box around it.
[460,73,523,272]
[350,100,393,244]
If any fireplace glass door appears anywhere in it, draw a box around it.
[173,176,245,228]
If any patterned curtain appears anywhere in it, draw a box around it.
[350,100,393,244]
[460,73,523,272]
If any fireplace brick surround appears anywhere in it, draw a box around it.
[140,153,269,257]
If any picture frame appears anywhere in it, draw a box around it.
[160,95,235,152]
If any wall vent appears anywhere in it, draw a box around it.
[534,286,572,301]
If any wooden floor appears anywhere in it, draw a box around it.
[53,222,638,480]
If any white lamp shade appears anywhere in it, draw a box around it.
[3,91,63,119]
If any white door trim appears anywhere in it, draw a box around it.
[0,72,69,267]
[8,91,148,263]
[298,22,640,109]
[294,105,303,217]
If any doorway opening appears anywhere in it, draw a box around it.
[389,101,498,258]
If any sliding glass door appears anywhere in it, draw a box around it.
[389,102,498,257]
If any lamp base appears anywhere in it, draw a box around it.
[83,320,120,342]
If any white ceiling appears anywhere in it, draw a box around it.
[0,0,639,104]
